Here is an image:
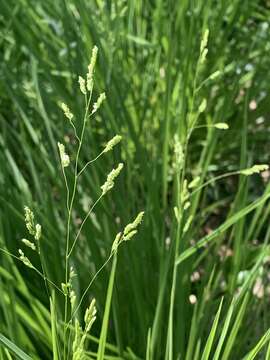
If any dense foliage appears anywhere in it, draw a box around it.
[0,0,270,359]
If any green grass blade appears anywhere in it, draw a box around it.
[243,328,270,360]
[201,297,223,360]
[213,299,235,360]
[176,191,270,266]
[0,333,32,360]
[221,294,249,360]
[50,295,59,360]
[97,254,117,360]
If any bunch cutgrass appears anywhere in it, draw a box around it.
[1,0,270,359]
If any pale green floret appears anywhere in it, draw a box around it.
[124,211,144,236]
[181,179,190,203]
[174,135,184,172]
[240,164,269,176]
[111,232,122,253]
[72,300,97,359]
[35,224,42,241]
[24,206,35,235]
[174,206,180,222]
[61,103,74,121]
[18,249,33,269]
[200,28,209,52]
[101,163,123,195]
[58,142,70,168]
[84,298,97,332]
[184,201,191,211]
[78,76,86,95]
[200,48,208,63]
[21,238,36,251]
[61,282,69,296]
[188,176,200,189]
[214,123,229,130]
[87,45,98,91]
[104,135,122,153]
[183,215,194,233]
[123,229,137,241]
[70,290,76,310]
[198,98,207,113]
[72,319,83,360]
[209,70,221,80]
[92,92,106,114]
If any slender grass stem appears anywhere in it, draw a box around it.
[67,194,103,258]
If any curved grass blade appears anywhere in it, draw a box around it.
[0,333,32,360]
[176,192,270,266]
[201,298,223,360]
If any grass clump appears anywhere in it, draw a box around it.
[0,0,270,359]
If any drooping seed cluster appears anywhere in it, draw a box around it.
[101,163,124,195]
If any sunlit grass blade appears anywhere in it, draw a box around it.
[0,333,32,360]
[97,255,117,360]
[201,297,223,360]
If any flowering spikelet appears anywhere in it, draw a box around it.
[111,232,122,253]
[183,215,193,233]
[21,238,36,251]
[188,176,200,189]
[70,290,76,310]
[111,212,144,253]
[124,211,144,237]
[24,206,35,235]
[181,179,189,203]
[87,45,98,91]
[174,206,180,222]
[72,319,83,360]
[240,164,269,176]
[35,224,42,241]
[78,76,86,95]
[18,249,33,268]
[104,135,122,153]
[92,92,106,114]
[214,123,229,130]
[84,298,97,333]
[209,70,221,80]
[199,29,209,64]
[200,29,209,52]
[173,135,184,173]
[198,98,207,113]
[61,103,74,121]
[72,300,97,360]
[101,163,123,195]
[58,142,70,168]
[123,229,137,241]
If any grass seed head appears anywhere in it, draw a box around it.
[173,135,184,173]
[24,206,35,235]
[101,163,123,195]
[200,29,209,52]
[58,142,70,168]
[61,103,74,121]
[124,211,144,236]
[87,45,98,91]
[35,224,42,241]
[104,135,122,153]
[214,122,229,130]
[21,238,36,251]
[84,298,97,333]
[240,164,269,176]
[92,92,106,114]
[111,232,122,253]
[18,249,33,269]
[78,76,86,95]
